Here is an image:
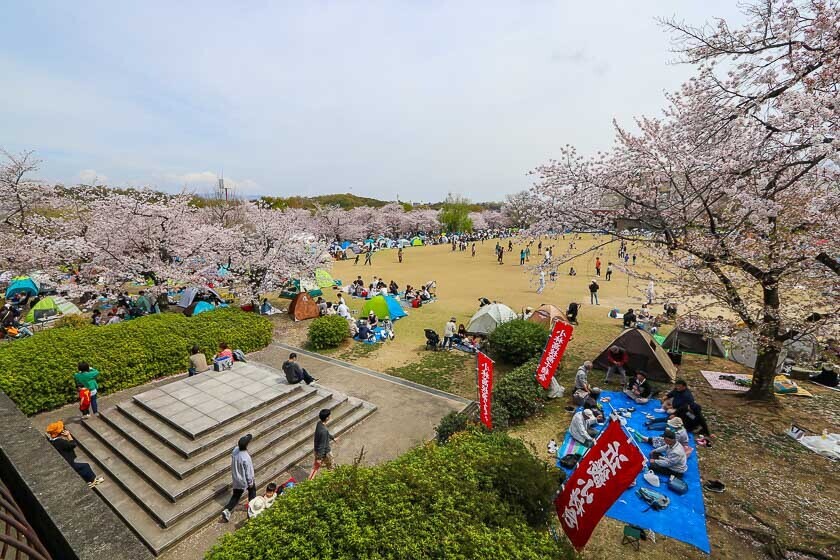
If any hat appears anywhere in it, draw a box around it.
[583,409,595,419]
[450,317,456,322]
[667,417,684,429]
[46,421,64,438]
[662,429,677,440]
[249,496,268,515]
[590,387,602,395]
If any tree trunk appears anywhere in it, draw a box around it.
[744,281,781,401]
[744,344,779,400]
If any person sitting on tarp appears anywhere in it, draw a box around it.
[388,280,399,296]
[662,378,694,414]
[405,285,416,301]
[570,409,599,448]
[604,345,629,385]
[623,308,637,329]
[810,363,839,388]
[357,320,375,342]
[664,302,678,319]
[649,429,688,478]
[419,287,432,301]
[640,417,689,448]
[367,310,378,328]
[0,303,19,327]
[624,370,651,404]
[572,361,594,405]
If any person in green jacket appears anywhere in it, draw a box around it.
[74,362,100,417]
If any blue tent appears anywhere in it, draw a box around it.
[192,301,228,316]
[340,241,352,250]
[364,238,375,246]
[5,276,39,299]
[384,295,407,319]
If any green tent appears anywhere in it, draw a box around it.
[410,237,423,246]
[361,295,408,320]
[25,296,81,322]
[314,269,337,289]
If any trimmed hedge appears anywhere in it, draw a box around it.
[0,308,273,415]
[494,358,548,424]
[206,431,572,560]
[488,319,550,365]
[307,315,350,349]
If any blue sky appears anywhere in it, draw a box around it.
[0,1,743,201]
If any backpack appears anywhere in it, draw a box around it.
[559,453,582,469]
[637,487,670,511]
[233,349,247,362]
[214,357,233,371]
[79,388,91,411]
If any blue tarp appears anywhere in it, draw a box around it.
[5,276,39,299]
[557,391,710,554]
[340,241,352,250]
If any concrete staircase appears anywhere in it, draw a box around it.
[70,365,376,556]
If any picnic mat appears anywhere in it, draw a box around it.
[354,326,390,345]
[556,436,590,458]
[701,371,813,397]
[556,391,711,554]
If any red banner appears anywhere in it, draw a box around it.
[536,320,574,389]
[556,420,645,551]
[477,352,494,429]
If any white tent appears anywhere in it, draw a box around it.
[466,303,517,336]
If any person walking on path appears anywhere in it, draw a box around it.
[74,362,100,418]
[364,248,373,266]
[221,434,256,522]
[520,249,526,265]
[525,246,530,262]
[632,254,637,265]
[595,257,601,277]
[46,421,104,488]
[308,409,337,480]
[398,247,403,263]
[282,353,317,385]
[537,270,546,294]
[471,243,476,257]
[605,262,613,281]
[588,279,600,305]
[645,281,656,305]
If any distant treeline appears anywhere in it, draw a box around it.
[254,193,503,211]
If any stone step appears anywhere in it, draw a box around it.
[102,389,331,478]
[81,403,376,555]
[112,384,316,459]
[70,396,350,510]
[131,367,298,440]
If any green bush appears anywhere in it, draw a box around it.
[488,320,549,365]
[307,315,349,349]
[53,314,93,330]
[0,308,272,415]
[206,431,572,560]
[493,358,547,424]
[435,411,469,444]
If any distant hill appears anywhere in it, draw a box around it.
[255,193,503,211]
[258,193,391,209]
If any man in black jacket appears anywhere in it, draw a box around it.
[308,409,337,480]
[282,353,316,385]
[624,370,652,404]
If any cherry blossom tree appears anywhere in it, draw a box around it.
[529,0,839,400]
[502,190,533,229]
[468,211,488,231]
[405,208,440,235]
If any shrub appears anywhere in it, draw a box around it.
[206,431,573,560]
[53,314,93,330]
[493,358,547,423]
[488,319,549,365]
[307,315,349,349]
[0,308,272,415]
[435,411,469,444]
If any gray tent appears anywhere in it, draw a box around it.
[662,329,726,358]
[177,287,224,308]
[466,303,517,336]
[729,329,787,371]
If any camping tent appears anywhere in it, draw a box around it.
[466,303,517,336]
[729,328,788,371]
[288,292,320,321]
[5,276,39,299]
[315,269,337,289]
[362,295,407,320]
[25,296,81,322]
[177,287,224,308]
[662,329,726,358]
[184,301,223,317]
[364,238,375,247]
[411,237,423,246]
[397,238,410,248]
[593,328,677,383]
[340,241,352,250]
[528,304,565,329]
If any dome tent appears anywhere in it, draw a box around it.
[662,329,726,358]
[362,295,407,320]
[466,303,517,336]
[25,296,81,322]
[397,238,411,248]
[314,269,338,289]
[5,276,39,299]
[593,328,677,383]
[528,304,566,329]
[410,237,423,246]
[288,292,320,321]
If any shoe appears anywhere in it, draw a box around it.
[221,509,231,522]
[704,480,725,493]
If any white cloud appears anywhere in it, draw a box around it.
[79,169,108,185]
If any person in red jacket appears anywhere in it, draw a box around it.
[605,345,629,385]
